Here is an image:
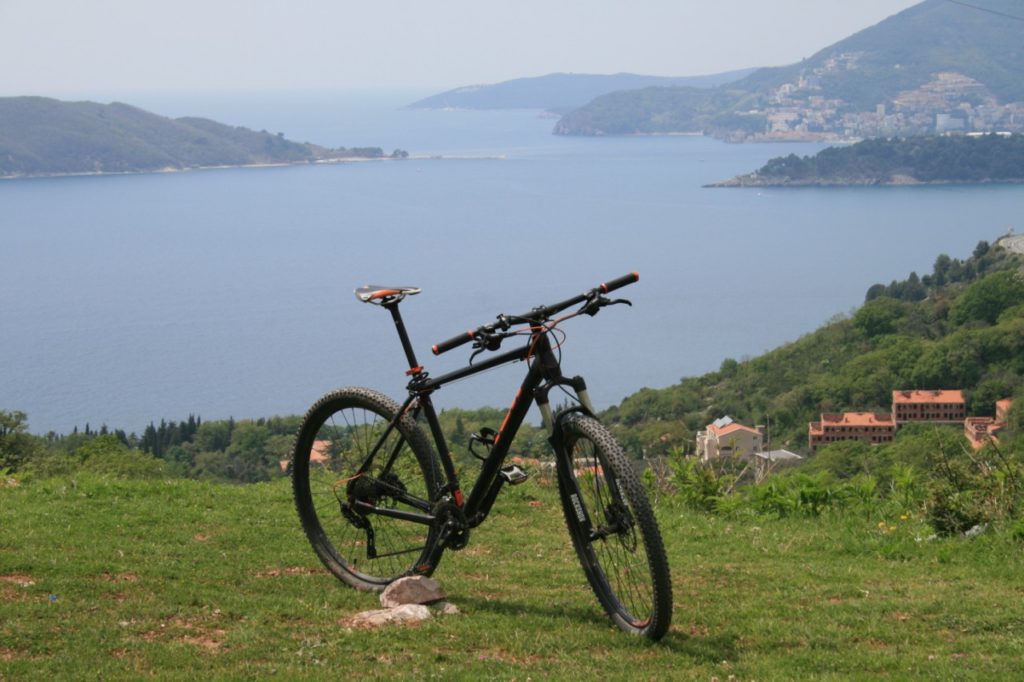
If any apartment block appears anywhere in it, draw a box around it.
[808,412,895,451]
[892,389,965,425]
[965,398,1015,449]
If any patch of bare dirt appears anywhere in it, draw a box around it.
[253,566,327,578]
[0,574,36,587]
[138,616,228,654]
[100,571,140,583]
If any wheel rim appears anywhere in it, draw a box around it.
[569,437,655,628]
[301,404,434,585]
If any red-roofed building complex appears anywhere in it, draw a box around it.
[964,398,1014,450]
[808,390,1014,452]
[892,390,965,425]
[808,412,896,450]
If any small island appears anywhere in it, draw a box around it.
[0,97,408,179]
[708,134,1024,187]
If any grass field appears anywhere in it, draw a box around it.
[2,473,1023,680]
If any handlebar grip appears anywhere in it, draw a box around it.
[599,272,639,294]
[432,329,476,356]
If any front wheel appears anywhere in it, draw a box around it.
[556,415,672,640]
[291,387,442,591]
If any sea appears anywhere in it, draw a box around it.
[2,90,1022,435]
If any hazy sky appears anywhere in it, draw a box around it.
[0,0,923,96]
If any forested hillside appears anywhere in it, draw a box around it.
[0,97,403,177]
[554,0,1024,140]
[603,239,1024,457]
[714,134,1024,186]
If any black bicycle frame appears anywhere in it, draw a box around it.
[368,300,593,530]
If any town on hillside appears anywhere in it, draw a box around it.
[751,55,1024,142]
[697,390,1013,468]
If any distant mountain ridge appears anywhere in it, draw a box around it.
[0,97,400,178]
[554,0,1024,140]
[408,70,756,113]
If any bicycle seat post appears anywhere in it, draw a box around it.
[384,301,422,373]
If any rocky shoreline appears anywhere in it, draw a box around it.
[705,173,1024,188]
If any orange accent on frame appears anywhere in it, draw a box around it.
[405,366,424,376]
[493,388,522,446]
[453,489,465,507]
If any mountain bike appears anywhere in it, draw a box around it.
[290,273,672,640]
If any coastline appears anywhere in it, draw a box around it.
[705,174,1024,188]
[0,153,504,181]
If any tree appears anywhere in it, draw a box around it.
[194,420,233,452]
[74,435,166,479]
[0,410,41,472]
[950,270,1024,326]
[853,297,905,337]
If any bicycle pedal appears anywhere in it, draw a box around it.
[499,464,529,485]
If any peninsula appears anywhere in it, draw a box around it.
[408,69,755,114]
[708,134,1024,187]
[553,0,1024,142]
[0,97,407,179]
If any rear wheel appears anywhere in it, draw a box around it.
[556,415,672,640]
[291,387,442,591]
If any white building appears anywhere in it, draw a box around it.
[695,416,764,464]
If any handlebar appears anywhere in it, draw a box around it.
[432,329,478,356]
[431,272,639,356]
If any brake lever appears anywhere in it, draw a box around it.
[469,330,504,364]
[579,295,632,317]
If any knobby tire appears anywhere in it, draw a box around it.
[291,387,442,591]
[556,415,673,640]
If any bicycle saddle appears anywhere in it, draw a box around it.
[355,284,422,305]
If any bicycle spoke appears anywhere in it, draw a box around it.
[293,388,440,590]
[558,415,671,639]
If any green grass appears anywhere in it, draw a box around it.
[2,474,1023,680]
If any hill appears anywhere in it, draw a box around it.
[602,238,1024,459]
[0,97,403,178]
[555,0,1024,140]
[407,69,755,113]
[711,133,1024,186]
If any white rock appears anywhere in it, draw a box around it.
[345,604,432,628]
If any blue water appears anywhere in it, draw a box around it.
[2,91,1022,434]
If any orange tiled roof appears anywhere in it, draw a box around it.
[310,440,331,464]
[996,398,1013,414]
[708,422,760,437]
[821,412,894,427]
[279,439,331,472]
[892,389,964,404]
